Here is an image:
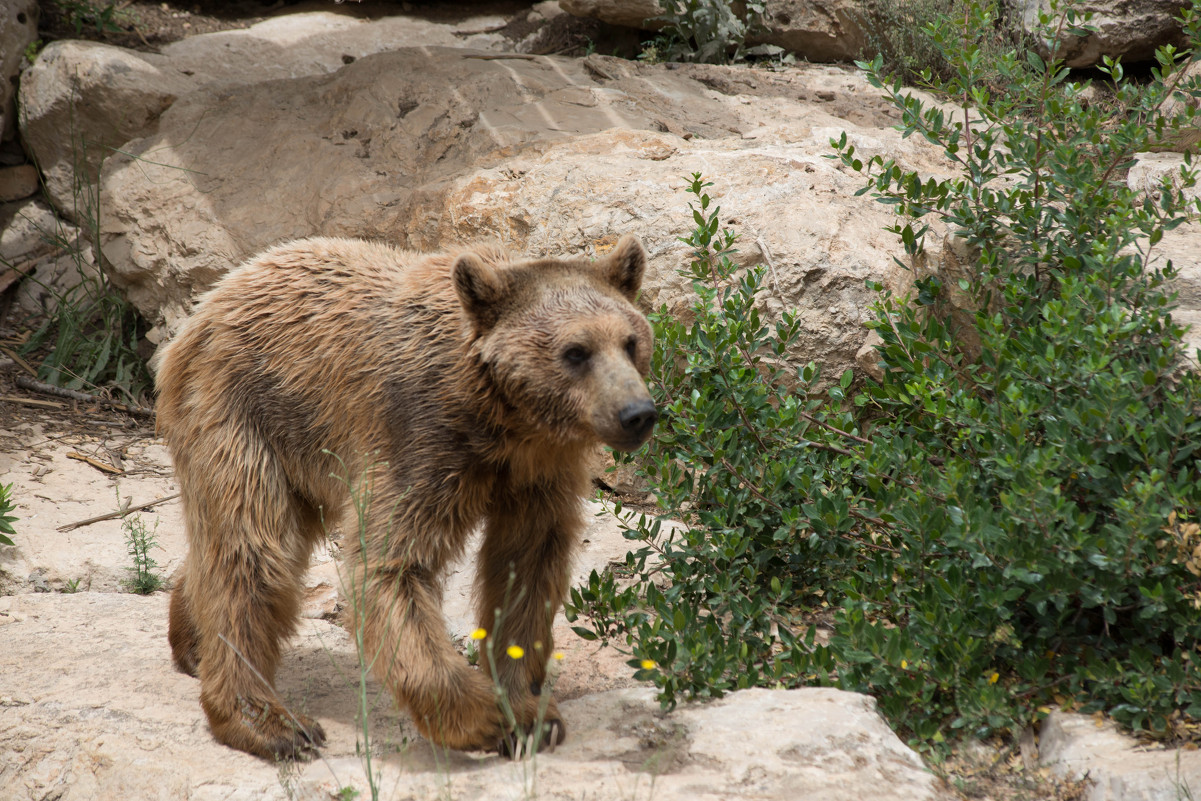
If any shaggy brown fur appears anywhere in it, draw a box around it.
[156,235,656,760]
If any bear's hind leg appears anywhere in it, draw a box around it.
[178,432,327,760]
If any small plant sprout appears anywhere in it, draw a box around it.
[0,483,17,547]
[122,511,164,595]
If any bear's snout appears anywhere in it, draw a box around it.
[600,395,656,452]
[618,399,658,443]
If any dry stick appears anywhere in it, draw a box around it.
[15,375,155,418]
[0,246,60,293]
[0,395,65,410]
[463,53,541,60]
[1,347,37,378]
[581,58,617,81]
[67,451,124,476]
[57,493,179,532]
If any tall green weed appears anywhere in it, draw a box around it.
[15,132,151,403]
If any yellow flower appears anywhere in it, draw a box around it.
[900,660,908,670]
[553,652,565,661]
[641,659,656,670]
[470,628,487,641]
[507,645,525,660]
[988,671,1000,684]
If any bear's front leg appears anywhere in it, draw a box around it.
[352,557,508,751]
[475,494,582,753]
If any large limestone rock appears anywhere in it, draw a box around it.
[17,10,512,216]
[560,0,867,61]
[399,124,927,377]
[0,0,37,142]
[1041,710,1201,801]
[93,47,949,381]
[1017,0,1190,68]
[560,0,664,29]
[753,0,867,61]
[16,41,191,220]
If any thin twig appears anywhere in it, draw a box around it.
[15,375,155,418]
[756,237,782,298]
[57,493,179,532]
[800,411,874,447]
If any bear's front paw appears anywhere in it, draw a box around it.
[497,716,566,759]
[208,694,327,761]
[411,671,509,751]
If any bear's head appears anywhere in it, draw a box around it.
[454,235,657,452]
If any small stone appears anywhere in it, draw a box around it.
[0,164,38,202]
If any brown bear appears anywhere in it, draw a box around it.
[155,235,656,760]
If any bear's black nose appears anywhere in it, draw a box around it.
[619,399,658,440]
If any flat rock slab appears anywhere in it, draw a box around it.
[1041,710,1201,801]
[0,593,945,801]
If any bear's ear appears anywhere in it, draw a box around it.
[453,252,509,330]
[598,235,646,302]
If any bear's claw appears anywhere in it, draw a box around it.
[496,717,566,759]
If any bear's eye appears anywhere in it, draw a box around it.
[562,345,591,367]
[625,336,638,361]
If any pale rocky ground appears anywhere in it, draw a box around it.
[4,1,1201,799]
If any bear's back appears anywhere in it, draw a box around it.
[155,238,484,490]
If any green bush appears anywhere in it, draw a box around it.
[647,0,765,64]
[855,0,1036,88]
[50,0,129,36]
[569,0,1201,751]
